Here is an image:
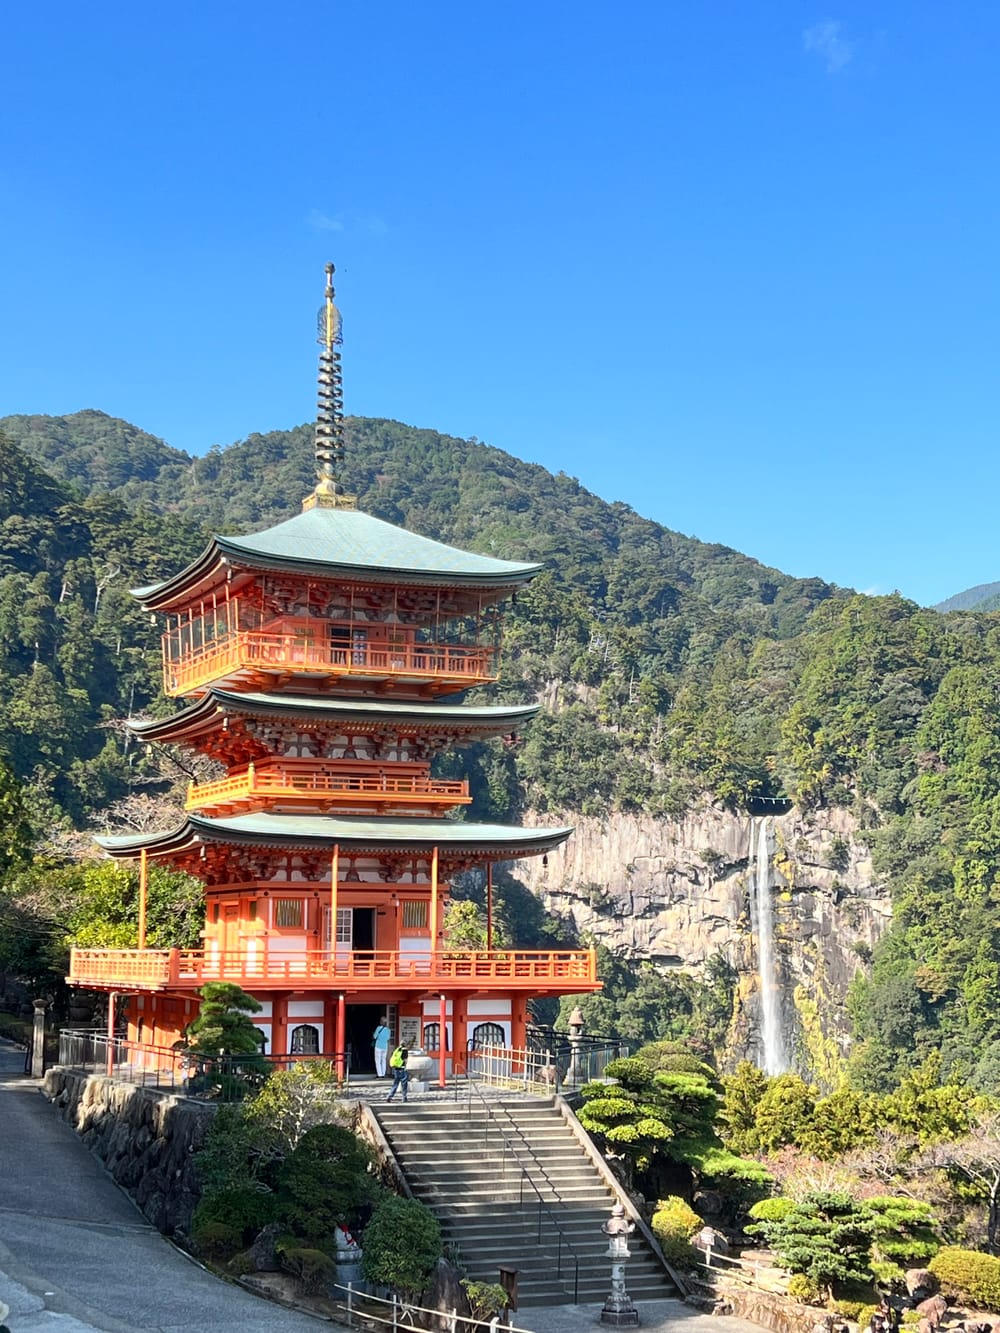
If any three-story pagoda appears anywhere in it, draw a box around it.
[68,265,599,1080]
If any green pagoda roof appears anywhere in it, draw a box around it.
[130,689,539,742]
[97,812,572,861]
[133,505,541,608]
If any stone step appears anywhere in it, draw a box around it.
[369,1098,677,1309]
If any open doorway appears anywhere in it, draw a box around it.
[347,1003,386,1075]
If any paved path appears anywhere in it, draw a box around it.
[0,1040,327,1332]
[0,1040,761,1333]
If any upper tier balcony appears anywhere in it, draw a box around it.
[163,614,497,697]
[186,760,471,815]
[68,947,600,993]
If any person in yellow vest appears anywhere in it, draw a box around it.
[386,1044,409,1103]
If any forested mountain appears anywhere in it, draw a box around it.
[4,410,1000,1095]
[935,581,1000,614]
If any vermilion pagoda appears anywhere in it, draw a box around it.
[67,266,599,1080]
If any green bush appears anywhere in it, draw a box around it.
[462,1280,509,1319]
[748,1197,796,1224]
[651,1196,702,1265]
[361,1196,442,1296]
[833,1300,878,1326]
[227,1251,255,1276]
[191,1185,278,1245]
[191,1219,241,1259]
[275,1240,336,1295]
[929,1247,1000,1311]
[276,1123,374,1248]
[787,1274,823,1305]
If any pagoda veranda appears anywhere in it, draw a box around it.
[68,265,599,1080]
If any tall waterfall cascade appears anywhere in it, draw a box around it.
[750,818,789,1074]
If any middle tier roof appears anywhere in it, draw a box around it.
[130,688,540,747]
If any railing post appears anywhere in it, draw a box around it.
[392,1293,399,1333]
[167,948,180,985]
[346,1281,353,1326]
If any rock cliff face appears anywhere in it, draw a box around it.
[519,802,890,1076]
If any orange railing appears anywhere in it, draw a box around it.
[68,947,600,991]
[163,627,496,697]
[186,762,470,813]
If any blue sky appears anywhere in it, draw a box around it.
[3,2,999,607]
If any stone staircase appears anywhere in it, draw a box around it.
[371,1096,679,1308]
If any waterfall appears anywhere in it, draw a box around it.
[751,818,788,1075]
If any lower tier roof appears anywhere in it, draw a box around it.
[96,811,573,861]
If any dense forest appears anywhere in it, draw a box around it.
[3,409,1000,1099]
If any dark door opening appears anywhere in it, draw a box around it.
[352,907,375,952]
[347,1003,384,1075]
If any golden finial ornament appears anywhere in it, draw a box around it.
[303,262,356,511]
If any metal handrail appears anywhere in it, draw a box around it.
[56,1029,352,1100]
[459,1078,581,1304]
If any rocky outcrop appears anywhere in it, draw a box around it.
[43,1068,215,1235]
[519,802,889,1073]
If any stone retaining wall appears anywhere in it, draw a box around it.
[43,1067,216,1236]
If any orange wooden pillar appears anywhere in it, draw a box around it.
[486,863,493,950]
[438,991,447,1088]
[137,848,148,949]
[106,992,116,1077]
[429,845,440,954]
[335,993,346,1081]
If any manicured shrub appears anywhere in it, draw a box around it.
[361,1196,442,1296]
[191,1185,278,1246]
[275,1239,336,1295]
[748,1197,796,1224]
[651,1196,702,1265]
[191,1219,241,1259]
[276,1123,374,1248]
[833,1300,878,1326]
[787,1273,823,1305]
[929,1247,1000,1311]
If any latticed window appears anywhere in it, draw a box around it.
[402,900,428,929]
[290,1024,319,1055]
[275,899,304,928]
[472,1022,506,1049]
[335,908,352,944]
[423,1021,449,1052]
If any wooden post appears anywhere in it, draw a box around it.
[486,863,493,951]
[137,847,148,950]
[106,992,116,1077]
[335,992,346,1081]
[438,992,447,1089]
[330,843,340,964]
[430,845,439,957]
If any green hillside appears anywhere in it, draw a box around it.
[3,410,1000,1092]
[935,581,1000,614]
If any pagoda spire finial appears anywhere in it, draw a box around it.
[304,261,356,511]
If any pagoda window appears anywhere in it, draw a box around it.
[275,899,304,929]
[290,1024,320,1055]
[401,901,429,930]
[335,908,352,945]
[471,1022,506,1049]
[423,1021,449,1052]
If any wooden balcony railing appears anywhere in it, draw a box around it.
[163,627,496,697]
[186,762,470,814]
[68,947,600,992]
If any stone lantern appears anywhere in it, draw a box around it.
[600,1203,639,1326]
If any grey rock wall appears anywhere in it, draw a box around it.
[43,1068,215,1235]
[517,802,889,1072]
